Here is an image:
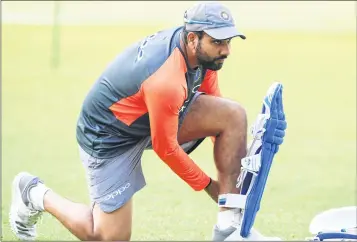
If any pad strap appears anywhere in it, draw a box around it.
[218,194,247,209]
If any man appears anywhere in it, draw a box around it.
[10,2,265,241]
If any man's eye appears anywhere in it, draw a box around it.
[214,40,222,44]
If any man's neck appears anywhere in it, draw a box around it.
[180,34,199,70]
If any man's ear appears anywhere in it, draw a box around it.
[187,32,198,50]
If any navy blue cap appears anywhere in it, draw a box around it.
[184,2,246,40]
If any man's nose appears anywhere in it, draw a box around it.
[220,43,231,57]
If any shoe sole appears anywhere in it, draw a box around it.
[9,172,36,241]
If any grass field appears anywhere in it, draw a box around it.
[2,24,356,241]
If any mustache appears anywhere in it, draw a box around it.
[214,55,228,61]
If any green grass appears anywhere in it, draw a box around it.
[2,24,356,241]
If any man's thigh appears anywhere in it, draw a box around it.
[178,93,245,145]
[78,137,151,239]
[79,138,150,213]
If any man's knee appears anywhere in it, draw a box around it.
[91,199,133,241]
[224,100,247,128]
[177,95,248,143]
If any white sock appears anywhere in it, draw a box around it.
[217,208,241,230]
[29,183,51,211]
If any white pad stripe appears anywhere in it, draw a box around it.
[250,113,268,138]
[218,193,247,209]
[247,138,262,156]
[241,154,261,172]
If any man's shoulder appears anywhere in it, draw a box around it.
[100,26,185,90]
[134,26,185,74]
[136,26,183,60]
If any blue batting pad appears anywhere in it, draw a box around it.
[240,83,287,237]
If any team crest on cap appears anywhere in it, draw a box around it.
[220,11,230,21]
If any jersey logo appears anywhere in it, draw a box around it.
[135,32,158,63]
[192,84,201,93]
[194,68,201,83]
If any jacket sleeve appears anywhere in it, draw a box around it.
[141,69,210,191]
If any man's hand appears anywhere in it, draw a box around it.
[204,178,220,203]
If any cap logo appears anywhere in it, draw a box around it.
[220,11,230,21]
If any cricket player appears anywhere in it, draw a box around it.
[9,2,285,241]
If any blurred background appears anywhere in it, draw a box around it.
[2,1,356,241]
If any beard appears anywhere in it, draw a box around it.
[196,41,227,71]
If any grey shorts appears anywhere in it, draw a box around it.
[79,92,205,213]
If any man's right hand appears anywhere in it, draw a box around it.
[204,178,220,203]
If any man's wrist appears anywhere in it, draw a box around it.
[205,177,212,190]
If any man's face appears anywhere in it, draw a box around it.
[195,33,232,71]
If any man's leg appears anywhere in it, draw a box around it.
[10,137,150,241]
[44,190,133,240]
[178,94,247,199]
[178,84,287,241]
[177,93,247,237]
[10,173,133,241]
[10,172,132,241]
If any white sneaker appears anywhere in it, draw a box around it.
[212,225,238,241]
[9,172,49,241]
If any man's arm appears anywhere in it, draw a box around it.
[141,73,211,191]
